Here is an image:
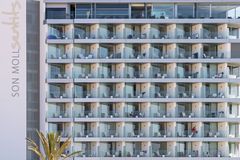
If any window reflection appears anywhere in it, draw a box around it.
[76,4,92,19]
[196,4,210,18]
[46,8,66,19]
[46,3,240,20]
[131,4,145,19]
[96,4,129,19]
[177,4,194,18]
[150,4,174,19]
[236,7,240,18]
[211,4,239,19]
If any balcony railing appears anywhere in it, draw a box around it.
[74,111,95,118]
[48,92,72,98]
[151,130,171,137]
[177,91,197,98]
[101,130,119,137]
[45,50,234,60]
[49,73,71,79]
[47,31,72,40]
[100,111,121,118]
[74,130,95,137]
[48,52,72,59]
[176,150,200,157]
[74,91,96,98]
[46,29,238,41]
[48,111,71,118]
[46,89,240,99]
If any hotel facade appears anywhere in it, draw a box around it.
[40,0,240,159]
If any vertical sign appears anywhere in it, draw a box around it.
[0,0,26,159]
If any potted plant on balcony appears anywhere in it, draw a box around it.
[26,130,81,160]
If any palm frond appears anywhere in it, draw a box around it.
[56,137,72,157]
[27,130,81,160]
[27,146,45,160]
[36,130,51,158]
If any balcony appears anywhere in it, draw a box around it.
[99,44,123,59]
[99,142,123,157]
[124,142,148,157]
[47,24,72,41]
[74,24,96,39]
[47,44,72,61]
[125,122,148,137]
[176,103,196,118]
[73,64,98,79]
[48,122,71,138]
[72,142,240,158]
[99,83,123,98]
[176,24,200,39]
[46,25,238,41]
[151,122,173,137]
[203,122,227,138]
[150,63,168,78]
[228,64,240,78]
[229,123,240,138]
[48,64,71,80]
[176,123,200,138]
[98,24,123,39]
[176,64,199,78]
[74,44,96,59]
[125,103,146,118]
[100,123,121,137]
[48,52,72,60]
[151,142,171,157]
[125,83,149,98]
[48,103,71,118]
[149,24,170,39]
[176,142,200,157]
[48,84,72,99]
[150,103,172,118]
[74,122,97,137]
[74,103,97,118]
[125,63,148,78]
[177,83,199,98]
[74,142,97,157]
[45,45,237,61]
[204,103,226,118]
[202,142,225,157]
[99,103,122,118]
[203,83,225,98]
[74,83,97,98]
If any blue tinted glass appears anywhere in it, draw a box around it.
[152,4,174,19]
[76,4,92,19]
[196,4,210,18]
[46,8,66,19]
[211,4,238,18]
[96,4,129,18]
[177,4,194,18]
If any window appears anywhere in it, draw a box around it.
[229,84,239,97]
[150,4,174,19]
[236,6,240,18]
[131,4,145,18]
[229,104,233,114]
[211,4,239,19]
[76,4,93,19]
[177,4,194,18]
[96,4,129,18]
[46,8,66,19]
[196,3,210,18]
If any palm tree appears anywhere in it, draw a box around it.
[26,130,81,160]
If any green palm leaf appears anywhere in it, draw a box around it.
[26,130,81,160]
